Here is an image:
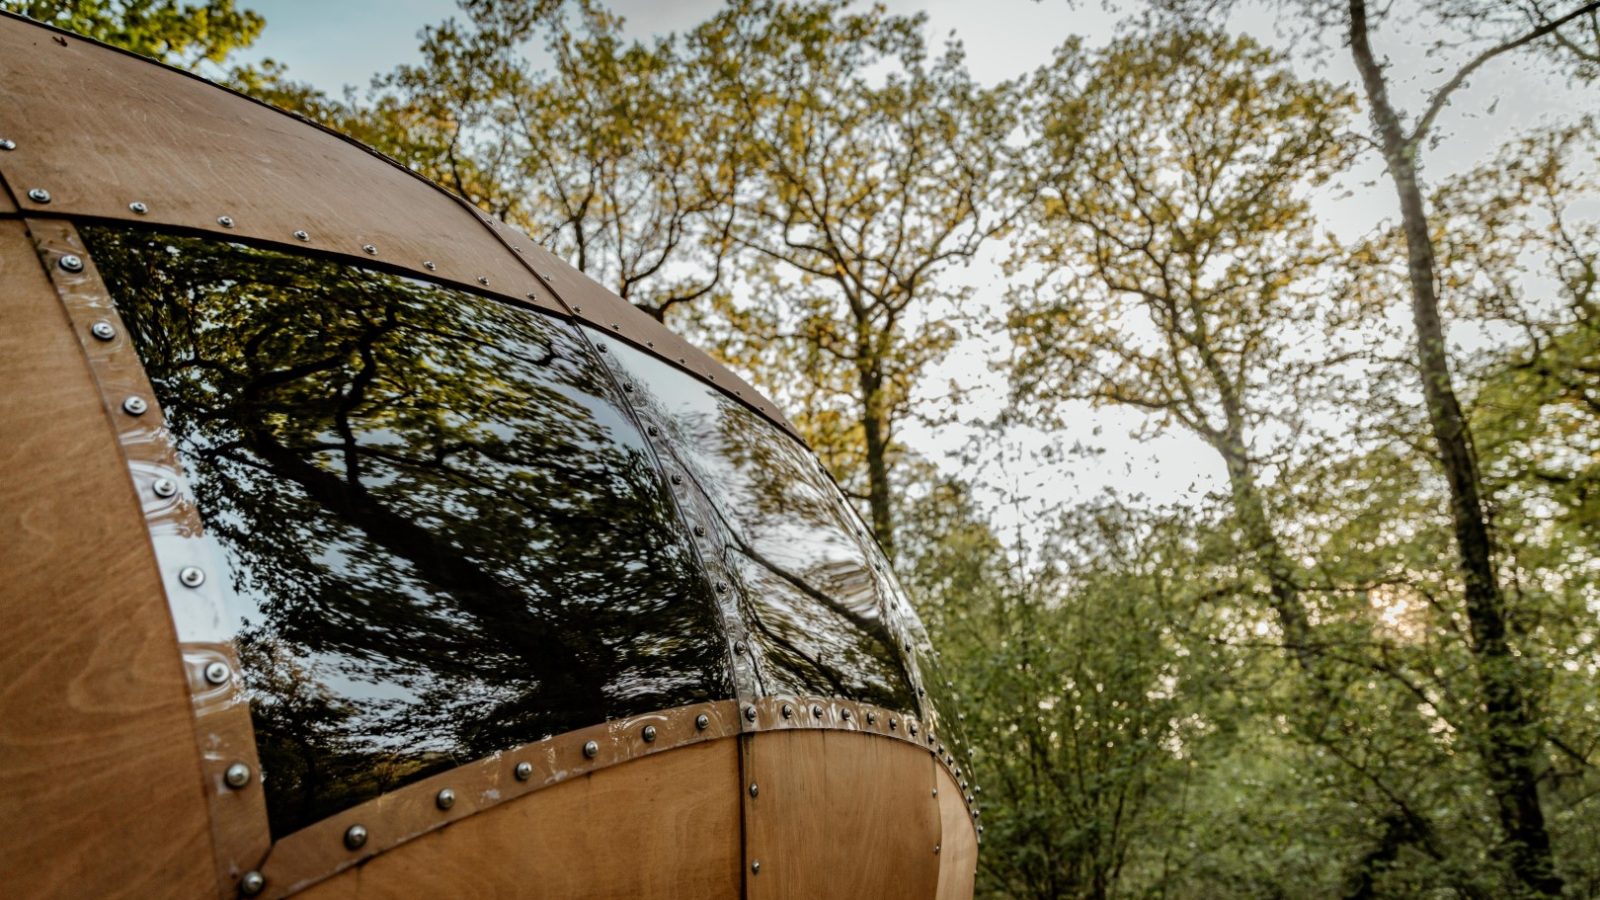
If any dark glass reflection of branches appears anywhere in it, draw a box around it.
[84,229,731,837]
[597,339,918,711]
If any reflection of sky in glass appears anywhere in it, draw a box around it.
[86,228,733,838]
[594,333,918,711]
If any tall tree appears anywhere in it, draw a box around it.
[1006,30,1356,668]
[1341,3,1599,892]
[694,0,1024,556]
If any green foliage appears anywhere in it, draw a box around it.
[2,0,263,67]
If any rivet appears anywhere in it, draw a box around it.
[743,705,757,722]
[927,734,935,746]
[58,254,84,273]
[715,582,728,593]
[670,474,683,485]
[178,566,205,588]
[90,321,116,341]
[203,661,230,685]
[477,276,489,285]
[647,426,659,437]
[974,810,981,819]
[781,704,794,719]
[343,824,368,850]
[695,714,710,730]
[932,788,938,797]
[612,323,621,331]
[937,744,945,754]
[293,230,310,241]
[122,396,148,416]
[572,306,582,313]
[423,260,436,270]
[811,704,823,719]
[751,861,761,875]
[217,215,235,228]
[966,793,974,804]
[582,740,599,759]
[152,478,178,498]
[903,641,912,652]
[128,201,148,214]
[918,687,926,697]
[693,525,706,537]
[362,244,378,255]
[240,871,265,896]
[909,723,918,736]
[436,788,455,810]
[622,383,633,392]
[514,761,533,781]
[733,641,747,655]
[841,708,852,721]
[748,783,759,798]
[27,188,50,203]
[642,725,657,743]
[540,272,552,281]
[527,293,539,300]
[0,138,15,150]
[224,762,251,788]
[889,718,898,730]
[866,711,877,725]
[934,844,941,855]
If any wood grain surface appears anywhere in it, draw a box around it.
[0,218,218,898]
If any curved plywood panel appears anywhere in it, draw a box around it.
[293,739,743,900]
[0,218,216,897]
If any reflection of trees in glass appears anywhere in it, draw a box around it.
[83,228,730,837]
[596,337,916,711]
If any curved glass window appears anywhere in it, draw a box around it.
[82,228,732,837]
[592,335,918,712]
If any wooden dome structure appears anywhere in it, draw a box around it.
[0,11,979,899]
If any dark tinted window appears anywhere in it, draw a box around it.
[83,228,732,837]
[593,336,918,712]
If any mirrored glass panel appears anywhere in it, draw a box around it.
[82,228,732,837]
[592,335,918,712]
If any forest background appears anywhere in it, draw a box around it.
[6,0,1597,896]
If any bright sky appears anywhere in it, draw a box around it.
[236,0,1593,541]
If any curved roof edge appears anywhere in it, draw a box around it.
[0,11,800,441]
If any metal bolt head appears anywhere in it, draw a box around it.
[514,761,533,781]
[866,711,877,725]
[58,254,84,273]
[781,704,793,719]
[748,783,759,798]
[841,708,852,720]
[122,396,148,416]
[203,661,231,685]
[889,718,898,731]
[693,525,706,537]
[932,788,938,797]
[423,260,436,270]
[582,740,599,759]
[293,230,310,241]
[152,478,178,498]
[750,861,761,875]
[743,705,757,722]
[733,641,747,656]
[239,871,265,896]
[811,704,823,719]
[670,473,683,485]
[646,425,659,437]
[715,582,728,593]
[217,215,235,228]
[477,276,489,285]
[0,138,15,150]
[695,714,710,731]
[343,824,368,850]
[27,188,50,203]
[128,201,148,214]
[641,725,657,743]
[224,762,251,788]
[178,566,206,588]
[90,321,116,341]
[436,788,455,810]
[934,844,941,855]
[909,722,918,736]
[362,244,378,255]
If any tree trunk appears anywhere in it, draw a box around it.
[1347,3,1561,893]
[859,364,896,558]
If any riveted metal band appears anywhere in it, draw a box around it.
[24,218,271,898]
